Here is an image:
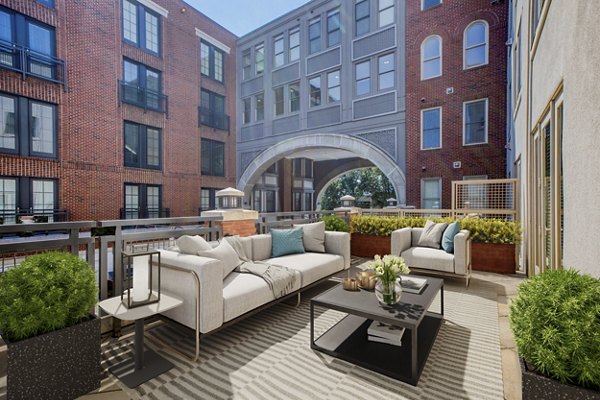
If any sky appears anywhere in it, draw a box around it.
[185,0,311,37]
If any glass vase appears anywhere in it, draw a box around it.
[375,278,402,306]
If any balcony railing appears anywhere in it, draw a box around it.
[119,80,168,114]
[198,107,230,132]
[0,39,67,89]
[0,208,70,225]
[119,207,170,220]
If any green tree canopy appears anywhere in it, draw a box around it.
[319,168,395,210]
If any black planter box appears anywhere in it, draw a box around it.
[521,359,600,400]
[6,316,101,400]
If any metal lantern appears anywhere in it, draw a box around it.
[121,245,161,308]
[216,187,244,209]
[340,195,355,208]
[386,198,398,207]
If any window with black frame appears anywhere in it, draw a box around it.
[0,177,58,223]
[124,121,161,170]
[123,183,162,219]
[121,59,165,112]
[200,89,228,130]
[122,0,161,55]
[200,40,224,83]
[201,139,225,176]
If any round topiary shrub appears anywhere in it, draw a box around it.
[509,269,600,389]
[0,251,97,342]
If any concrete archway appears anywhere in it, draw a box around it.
[238,133,406,203]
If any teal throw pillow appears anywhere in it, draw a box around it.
[441,222,461,253]
[271,227,305,258]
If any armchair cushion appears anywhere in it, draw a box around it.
[418,220,448,249]
[441,222,461,253]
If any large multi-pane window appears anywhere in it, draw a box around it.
[122,0,160,55]
[255,92,264,121]
[122,59,163,111]
[124,122,161,170]
[0,94,56,158]
[421,107,441,150]
[201,139,225,176]
[327,9,341,47]
[378,0,394,27]
[255,43,264,75]
[309,76,321,107]
[327,70,340,102]
[309,18,321,54]
[273,34,284,68]
[421,35,442,80]
[422,0,442,11]
[201,41,224,83]
[378,53,394,89]
[0,178,17,223]
[242,97,251,124]
[355,61,370,96]
[464,99,488,145]
[124,184,162,219]
[289,27,300,62]
[355,0,370,36]
[289,82,300,112]
[200,188,220,211]
[242,49,251,80]
[421,178,441,209]
[0,177,57,223]
[464,21,488,69]
[200,89,227,130]
[274,86,284,116]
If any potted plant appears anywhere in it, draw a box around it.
[320,214,349,232]
[0,251,101,399]
[509,269,600,399]
[461,218,521,273]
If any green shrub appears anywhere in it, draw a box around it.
[0,251,97,342]
[321,214,349,232]
[350,215,521,244]
[509,269,600,389]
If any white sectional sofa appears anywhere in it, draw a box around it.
[391,227,471,286]
[154,230,350,359]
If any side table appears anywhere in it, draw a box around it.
[98,292,183,388]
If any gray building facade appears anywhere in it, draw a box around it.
[236,0,407,211]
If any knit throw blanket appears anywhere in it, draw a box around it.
[226,236,297,299]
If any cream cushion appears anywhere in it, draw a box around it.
[401,247,455,273]
[294,221,326,253]
[418,220,448,249]
[176,235,212,255]
[265,253,344,286]
[197,240,241,278]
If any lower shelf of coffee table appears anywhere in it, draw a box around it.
[311,313,442,385]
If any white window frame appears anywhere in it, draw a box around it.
[288,27,300,62]
[463,98,489,146]
[420,106,442,150]
[421,0,442,11]
[378,0,394,28]
[463,20,489,69]
[273,34,284,68]
[421,35,442,80]
[421,178,442,210]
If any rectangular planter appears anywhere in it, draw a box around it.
[6,316,101,400]
[351,233,391,258]
[471,242,516,274]
[521,359,600,400]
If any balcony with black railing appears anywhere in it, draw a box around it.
[198,107,230,132]
[119,207,170,220]
[0,39,67,88]
[0,208,70,225]
[119,81,168,114]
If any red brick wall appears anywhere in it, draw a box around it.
[219,220,257,237]
[0,0,237,221]
[405,0,508,208]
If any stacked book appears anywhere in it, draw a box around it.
[401,276,428,294]
[367,320,405,347]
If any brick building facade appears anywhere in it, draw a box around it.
[405,0,508,208]
[0,0,236,222]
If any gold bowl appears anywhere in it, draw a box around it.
[342,277,359,291]
[356,271,377,290]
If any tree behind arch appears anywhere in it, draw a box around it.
[319,168,394,210]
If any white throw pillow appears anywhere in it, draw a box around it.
[176,235,212,255]
[293,221,325,253]
[197,239,241,278]
[417,220,448,249]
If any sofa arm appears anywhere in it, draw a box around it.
[324,231,351,269]
[156,250,224,333]
[391,228,412,256]
[454,230,471,275]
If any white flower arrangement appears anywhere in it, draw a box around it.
[368,254,410,284]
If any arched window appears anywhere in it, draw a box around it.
[421,35,441,80]
[464,20,488,68]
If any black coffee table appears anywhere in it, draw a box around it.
[310,276,444,386]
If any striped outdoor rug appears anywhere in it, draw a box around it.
[101,280,503,400]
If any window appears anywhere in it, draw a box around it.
[378,0,394,28]
[200,89,228,130]
[200,188,220,211]
[289,82,300,112]
[0,94,56,158]
[421,178,441,209]
[421,35,441,80]
[464,21,488,69]
[0,178,17,223]
[463,99,488,145]
[378,53,394,89]
[201,41,224,82]
[513,22,522,101]
[355,0,370,36]
[242,97,251,124]
[255,92,264,121]
[124,184,162,219]
[124,122,161,169]
[421,107,441,149]
[355,60,370,96]
[422,0,442,11]
[273,34,284,68]
[309,76,321,107]
[255,43,264,75]
[327,70,340,102]
[309,18,321,54]
[0,177,57,223]
[274,86,284,116]
[36,0,54,7]
[122,0,160,55]
[242,49,251,79]
[32,179,55,215]
[327,9,341,47]
[28,21,55,78]
[122,59,164,112]
[289,27,300,62]
[201,139,225,176]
